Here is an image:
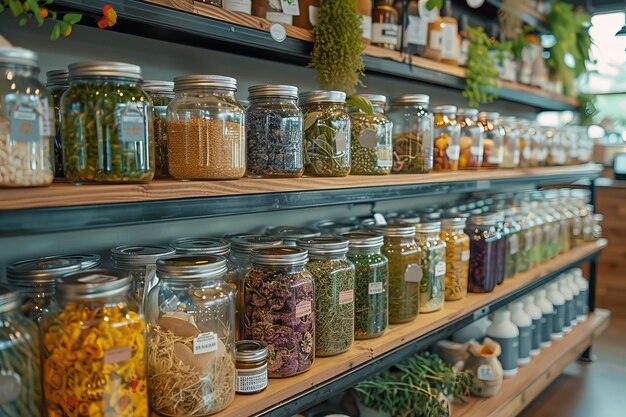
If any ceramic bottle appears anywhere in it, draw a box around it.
[546,282,565,340]
[534,289,553,348]
[509,301,532,365]
[486,309,519,378]
[523,295,542,356]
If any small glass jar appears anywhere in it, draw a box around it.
[244,247,315,377]
[500,116,520,168]
[478,112,504,168]
[147,256,235,415]
[348,94,393,175]
[466,213,500,293]
[591,213,603,241]
[143,80,174,178]
[235,340,268,394]
[297,237,355,356]
[543,201,562,259]
[62,61,154,184]
[388,94,434,173]
[556,191,574,253]
[371,224,421,323]
[372,0,400,50]
[0,286,43,417]
[517,119,532,168]
[457,108,484,169]
[414,222,446,313]
[531,126,548,167]
[433,105,461,171]
[265,225,321,246]
[576,126,594,164]
[167,75,245,180]
[528,201,545,268]
[41,269,148,417]
[110,244,175,303]
[440,217,470,301]
[582,204,595,242]
[1,47,54,187]
[46,69,69,178]
[341,232,388,339]
[299,90,351,177]
[491,212,508,285]
[516,209,534,273]
[503,209,522,279]
[246,85,304,178]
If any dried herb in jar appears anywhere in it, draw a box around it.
[415,223,447,313]
[143,80,174,178]
[440,218,470,301]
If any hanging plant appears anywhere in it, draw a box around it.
[463,26,500,107]
[309,0,364,94]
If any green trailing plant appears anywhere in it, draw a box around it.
[463,26,499,107]
[309,0,364,94]
[0,0,81,39]
[354,351,476,417]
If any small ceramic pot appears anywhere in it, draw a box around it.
[464,338,504,397]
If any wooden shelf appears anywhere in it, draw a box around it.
[453,308,611,417]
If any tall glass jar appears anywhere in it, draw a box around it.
[167,75,245,179]
[348,94,393,175]
[440,217,470,301]
[466,213,500,293]
[170,237,238,284]
[297,237,355,356]
[372,0,400,50]
[341,232,389,339]
[517,119,532,168]
[500,116,520,168]
[146,256,235,415]
[517,207,535,273]
[371,224,421,323]
[528,201,545,268]
[1,47,54,187]
[265,225,321,246]
[433,105,461,171]
[479,112,504,168]
[46,69,69,178]
[143,80,174,178]
[492,212,508,285]
[414,222,446,312]
[457,108,484,169]
[229,235,284,279]
[503,209,522,279]
[62,61,154,184]
[531,126,548,167]
[41,269,148,417]
[388,94,434,173]
[246,85,304,178]
[299,90,351,176]
[0,286,43,416]
[244,247,315,377]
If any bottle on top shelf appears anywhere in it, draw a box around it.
[534,289,554,348]
[486,309,519,378]
[372,0,400,50]
[523,295,543,356]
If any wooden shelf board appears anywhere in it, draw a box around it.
[453,308,611,417]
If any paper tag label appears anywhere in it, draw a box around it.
[477,365,494,381]
[441,23,458,59]
[11,107,41,142]
[309,5,320,26]
[360,15,372,40]
[509,234,519,255]
[358,128,378,148]
[280,0,299,15]
[435,261,446,277]
[193,332,218,354]
[429,29,442,50]
[0,370,22,405]
[104,346,132,364]
[372,23,399,45]
[406,15,428,46]
[334,129,348,153]
[266,12,293,25]
[235,365,268,393]
[120,114,146,142]
[296,300,312,318]
[373,213,387,225]
[446,144,460,161]
[223,0,252,14]
[369,281,384,295]
[461,250,470,262]
[404,264,423,283]
[339,289,354,305]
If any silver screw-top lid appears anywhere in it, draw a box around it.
[441,217,467,229]
[317,220,358,235]
[264,226,320,243]
[111,245,175,268]
[296,236,349,256]
[63,254,101,270]
[469,213,498,226]
[0,47,38,67]
[251,246,308,266]
[370,224,416,237]
[0,286,20,314]
[248,84,298,99]
[458,108,479,117]
[298,90,346,106]
[170,237,230,256]
[434,105,457,114]
[414,221,442,233]
[340,232,384,249]
[230,234,284,254]
[142,80,174,94]
[479,112,500,120]
[7,256,84,285]
[156,255,227,280]
[390,94,430,106]
[68,61,143,81]
[174,75,237,91]
[236,340,268,363]
[46,69,69,87]
[353,94,386,105]
[56,269,131,300]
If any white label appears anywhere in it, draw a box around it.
[104,346,131,364]
[360,15,372,40]
[193,332,218,354]
[429,29,442,50]
[120,114,146,142]
[525,230,533,250]
[369,281,384,295]
[280,0,299,15]
[523,146,531,160]
[339,289,354,305]
[509,234,520,255]
[374,213,387,225]
[235,365,268,393]
[372,23,398,45]
[441,23,458,59]
[435,261,446,277]
[0,370,22,404]
[223,0,252,14]
[406,16,427,46]
[358,128,378,148]
[334,130,348,153]
[404,264,423,283]
[446,144,460,161]
[266,12,293,25]
[461,250,470,262]
[309,5,320,26]
[296,300,312,318]
[477,364,495,381]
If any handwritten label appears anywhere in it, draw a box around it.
[104,346,131,365]
[461,250,470,262]
[193,332,218,355]
[339,289,354,305]
[296,300,312,318]
[120,114,146,142]
[477,365,494,381]
[404,264,423,283]
[369,281,384,295]
[435,261,446,277]
[10,107,40,142]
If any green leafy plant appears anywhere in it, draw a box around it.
[426,0,443,9]
[346,95,373,115]
[309,0,364,94]
[463,26,500,107]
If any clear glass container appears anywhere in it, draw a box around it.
[235,340,268,394]
[457,108,484,169]
[229,234,284,279]
[143,80,174,178]
[527,199,545,267]
[516,206,535,273]
[546,127,566,166]
[1,47,54,187]
[264,225,321,246]
[517,119,532,168]
[246,85,304,178]
[491,212,507,285]
[591,213,603,241]
[388,94,434,173]
[0,286,43,416]
[41,269,148,417]
[341,232,388,339]
[563,125,580,165]
[296,237,355,356]
[348,94,393,175]
[582,204,595,242]
[531,126,548,167]
[146,256,235,415]
[414,222,446,312]
[244,247,315,377]
[478,112,504,168]
[440,217,470,301]
[46,69,69,178]
[62,61,154,184]
[372,0,400,50]
[503,209,522,279]
[500,116,520,168]
[167,75,245,179]
[433,105,461,171]
[299,90,351,176]
[466,213,500,293]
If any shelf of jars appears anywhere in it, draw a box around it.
[453,307,611,417]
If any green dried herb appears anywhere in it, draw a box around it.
[347,251,388,339]
[381,237,421,324]
[348,99,393,175]
[416,235,446,313]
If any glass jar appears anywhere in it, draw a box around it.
[41,269,148,417]
[440,217,470,301]
[265,225,321,246]
[531,126,548,167]
[299,90,351,176]
[500,116,520,168]
[478,112,504,168]
[223,0,252,15]
[582,204,595,242]
[591,213,603,240]
[503,209,522,279]
[235,340,268,394]
[297,237,355,356]
[252,0,293,25]
[527,201,545,268]
[466,213,500,293]
[62,61,154,184]
[110,244,175,303]
[393,0,429,55]
[348,94,393,175]
[414,222,446,312]
[432,105,461,171]
[492,212,508,285]
[0,286,43,416]
[0,47,54,187]
[372,0,400,50]
[517,119,532,168]
[46,69,69,178]
[358,0,373,43]
[341,231,388,339]
[167,75,245,179]
[457,108,484,169]
[229,234,284,279]
[146,256,235,415]
[388,94,434,173]
[143,80,174,178]
[516,207,534,273]
[371,224,421,323]
[244,247,315,377]
[246,85,304,178]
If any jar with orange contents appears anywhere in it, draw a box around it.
[433,105,461,171]
[457,108,484,170]
[479,112,504,168]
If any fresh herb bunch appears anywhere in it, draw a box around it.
[354,351,476,417]
[463,26,499,107]
[309,0,364,94]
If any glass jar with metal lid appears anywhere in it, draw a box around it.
[347,94,393,175]
[478,112,504,168]
[264,225,321,246]
[299,90,351,177]
[110,244,175,303]
[503,209,522,279]
[440,217,470,301]
[457,108,484,170]
[229,234,284,277]
[500,116,520,168]
[433,105,461,171]
[41,269,148,417]
[296,237,355,356]
[61,61,154,184]
[143,80,174,178]
[46,69,69,178]
[243,247,315,377]
[414,221,446,312]
[516,206,534,273]
[388,94,434,173]
[235,340,268,394]
[0,285,43,416]
[246,85,304,178]
[466,213,500,293]
[491,211,508,285]
[371,224,421,323]
[1,47,54,187]
[341,231,388,339]
[146,255,235,415]
[167,75,245,180]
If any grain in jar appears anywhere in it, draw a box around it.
[479,112,504,168]
[440,217,470,301]
[433,105,461,171]
[457,108,484,169]
[414,221,446,312]
[143,80,174,178]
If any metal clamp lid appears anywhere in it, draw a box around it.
[173,74,237,91]
[142,80,175,93]
[7,256,84,285]
[170,237,230,256]
[389,94,430,106]
[56,269,131,300]
[295,236,349,256]
[298,90,346,106]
